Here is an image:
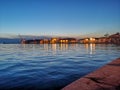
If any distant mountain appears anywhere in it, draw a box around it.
[19,35,53,40]
[0,34,74,44]
[0,35,53,44]
[0,38,21,44]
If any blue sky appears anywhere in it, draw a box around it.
[0,0,120,38]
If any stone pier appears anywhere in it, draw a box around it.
[62,58,120,90]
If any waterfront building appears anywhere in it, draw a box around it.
[109,32,120,44]
[59,38,77,44]
[50,38,59,44]
[21,39,26,44]
[43,39,49,44]
[79,38,96,44]
[20,33,120,44]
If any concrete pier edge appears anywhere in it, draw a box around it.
[62,58,120,90]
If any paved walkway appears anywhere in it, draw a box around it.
[62,58,120,90]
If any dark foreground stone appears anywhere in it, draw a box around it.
[62,58,120,90]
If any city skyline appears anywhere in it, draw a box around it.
[0,0,120,38]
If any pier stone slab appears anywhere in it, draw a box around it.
[62,58,120,90]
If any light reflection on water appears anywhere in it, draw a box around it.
[0,44,120,90]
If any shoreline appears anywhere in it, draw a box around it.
[62,58,120,90]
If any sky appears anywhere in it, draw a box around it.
[0,0,120,38]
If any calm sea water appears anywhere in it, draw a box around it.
[0,44,120,90]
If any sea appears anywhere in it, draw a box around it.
[0,44,120,90]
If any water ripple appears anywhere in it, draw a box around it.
[0,44,120,90]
